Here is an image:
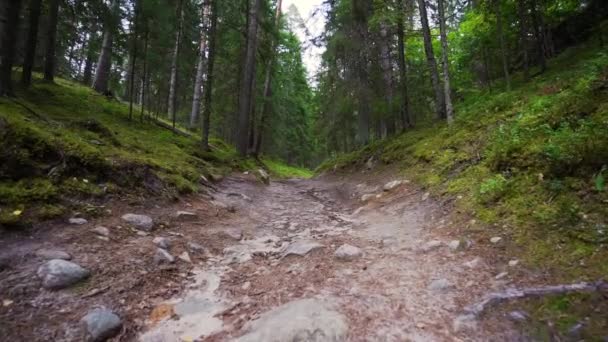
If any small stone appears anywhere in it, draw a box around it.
[153,248,175,264]
[121,213,154,231]
[209,174,224,182]
[257,169,270,185]
[35,249,72,260]
[508,259,519,267]
[178,252,192,263]
[508,311,528,322]
[383,180,402,191]
[422,240,442,252]
[96,236,110,242]
[152,237,170,249]
[187,242,205,253]
[175,211,197,221]
[92,226,110,237]
[69,218,88,225]
[428,278,453,292]
[453,314,477,332]
[37,259,90,289]
[422,192,430,201]
[222,229,243,241]
[282,240,324,257]
[334,244,363,261]
[360,194,375,202]
[490,236,502,244]
[568,322,584,339]
[80,308,122,342]
[242,281,252,291]
[495,271,509,280]
[448,240,461,251]
[463,257,482,269]
[3,299,14,307]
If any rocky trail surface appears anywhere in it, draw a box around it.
[0,172,530,341]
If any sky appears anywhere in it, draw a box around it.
[283,0,326,81]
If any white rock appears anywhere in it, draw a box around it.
[422,240,442,252]
[463,257,483,269]
[422,192,430,201]
[236,299,347,342]
[153,248,175,264]
[453,314,477,332]
[187,242,205,253]
[508,311,528,322]
[242,281,252,291]
[495,271,509,280]
[334,244,363,261]
[35,249,71,260]
[92,226,110,237]
[222,229,243,241]
[383,180,402,191]
[69,218,88,225]
[37,259,90,289]
[152,237,170,249]
[508,259,519,267]
[121,214,154,231]
[428,278,453,292]
[360,194,375,202]
[448,240,461,251]
[178,252,192,263]
[175,211,197,221]
[257,169,270,185]
[282,240,324,257]
[490,236,502,244]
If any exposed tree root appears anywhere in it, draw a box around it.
[465,280,608,317]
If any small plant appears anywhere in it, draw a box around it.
[594,166,606,192]
[476,174,509,203]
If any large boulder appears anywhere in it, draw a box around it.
[80,308,122,342]
[236,299,348,342]
[121,213,154,231]
[37,259,90,289]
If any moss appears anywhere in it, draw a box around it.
[263,159,313,179]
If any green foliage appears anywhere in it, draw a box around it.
[263,159,313,179]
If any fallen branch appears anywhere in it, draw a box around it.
[151,118,192,137]
[464,280,607,317]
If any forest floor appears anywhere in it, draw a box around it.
[0,166,546,341]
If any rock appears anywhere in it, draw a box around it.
[152,237,170,249]
[35,249,72,260]
[241,281,251,291]
[383,180,403,191]
[187,242,205,253]
[69,218,88,225]
[490,236,502,244]
[463,257,483,269]
[334,244,363,261]
[236,299,348,342]
[121,214,154,231]
[153,248,175,264]
[495,271,509,280]
[80,308,122,342]
[422,240,442,252]
[175,211,197,221]
[360,194,375,202]
[282,240,324,257]
[448,240,461,251]
[257,169,270,185]
[453,314,477,332]
[568,322,584,339]
[428,278,453,292]
[92,226,110,237]
[178,252,192,263]
[508,311,528,322]
[221,229,243,241]
[365,156,376,170]
[37,259,90,289]
[422,192,430,201]
[508,259,519,267]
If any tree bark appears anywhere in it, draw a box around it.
[379,22,395,135]
[0,0,22,96]
[140,28,149,122]
[128,0,141,121]
[190,0,211,129]
[517,0,529,80]
[494,0,511,90]
[82,30,96,86]
[43,0,60,82]
[397,0,412,130]
[22,0,42,86]
[236,0,261,156]
[93,0,120,94]
[254,0,283,156]
[417,0,445,120]
[168,0,184,128]
[201,0,218,150]
[437,0,454,124]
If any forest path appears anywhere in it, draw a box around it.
[141,173,522,341]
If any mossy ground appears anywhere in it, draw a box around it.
[0,74,309,226]
[319,42,608,336]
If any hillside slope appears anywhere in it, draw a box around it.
[0,77,308,227]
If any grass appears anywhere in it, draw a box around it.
[318,41,608,336]
[0,74,307,226]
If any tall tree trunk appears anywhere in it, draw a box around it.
[417,0,445,120]
[128,0,141,121]
[168,0,184,128]
[437,0,454,124]
[236,0,261,156]
[82,31,96,85]
[22,0,42,86]
[190,0,211,129]
[201,0,218,150]
[254,0,283,156]
[0,0,22,96]
[140,28,149,122]
[529,0,546,74]
[93,0,120,94]
[379,22,395,135]
[43,0,60,82]
[494,0,511,90]
[517,0,529,80]
[397,0,412,130]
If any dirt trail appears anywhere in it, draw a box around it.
[0,172,524,341]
